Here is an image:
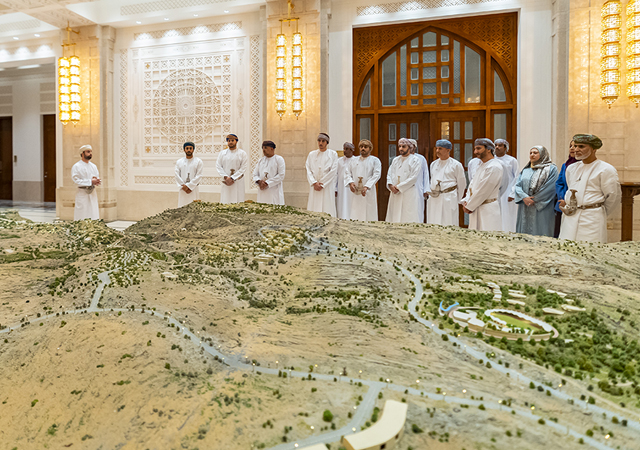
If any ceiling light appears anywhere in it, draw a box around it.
[194,14,199,17]
[18,64,41,69]
[224,10,230,13]
[136,21,141,24]
[13,37,19,40]
[164,18,169,21]
[34,34,40,37]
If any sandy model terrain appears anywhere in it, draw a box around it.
[1,203,639,450]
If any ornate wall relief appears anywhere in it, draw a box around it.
[117,31,263,190]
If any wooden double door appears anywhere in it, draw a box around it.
[376,111,484,222]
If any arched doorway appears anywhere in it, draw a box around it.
[353,13,518,221]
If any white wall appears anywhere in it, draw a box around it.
[327,0,555,169]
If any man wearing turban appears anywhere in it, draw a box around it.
[305,133,339,217]
[409,139,431,223]
[175,141,204,207]
[216,134,248,204]
[558,134,621,243]
[461,138,504,231]
[427,139,467,227]
[335,142,356,220]
[71,144,101,220]
[495,139,519,232]
[345,139,381,221]
[252,141,286,205]
[386,138,422,223]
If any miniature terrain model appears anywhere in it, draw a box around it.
[1,202,639,450]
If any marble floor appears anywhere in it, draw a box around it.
[0,201,136,231]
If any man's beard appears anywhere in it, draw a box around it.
[85,155,92,160]
[575,149,592,160]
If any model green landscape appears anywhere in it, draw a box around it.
[1,202,639,450]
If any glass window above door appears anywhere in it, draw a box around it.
[378,31,487,108]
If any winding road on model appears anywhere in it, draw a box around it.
[1,228,639,450]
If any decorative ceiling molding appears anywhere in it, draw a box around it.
[134,21,241,41]
[121,0,232,16]
[0,18,40,32]
[356,0,505,16]
[0,0,96,28]
[27,8,94,28]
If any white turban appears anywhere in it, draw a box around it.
[79,144,92,155]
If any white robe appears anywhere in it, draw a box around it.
[336,156,356,220]
[344,155,381,222]
[496,154,519,232]
[216,148,248,204]
[559,159,621,243]
[414,153,431,223]
[427,157,466,227]
[71,160,100,220]
[306,149,339,217]
[175,156,204,207]
[386,154,422,223]
[462,158,504,232]
[467,157,481,182]
[252,155,286,205]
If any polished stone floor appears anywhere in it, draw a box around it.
[0,201,136,231]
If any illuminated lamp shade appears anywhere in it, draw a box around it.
[58,55,81,125]
[628,0,640,106]
[601,0,622,107]
[291,32,303,118]
[275,33,287,119]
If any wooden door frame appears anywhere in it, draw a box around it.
[353,12,518,166]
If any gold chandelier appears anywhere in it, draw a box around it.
[628,0,640,106]
[601,0,622,108]
[275,0,304,120]
[59,23,81,125]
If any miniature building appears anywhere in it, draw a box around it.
[342,400,408,450]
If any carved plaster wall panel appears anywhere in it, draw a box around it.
[134,175,222,185]
[117,33,262,189]
[249,34,261,189]
[143,52,231,155]
[0,19,41,32]
[119,49,129,186]
[356,0,504,16]
[134,22,242,41]
[122,0,235,15]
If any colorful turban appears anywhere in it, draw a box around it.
[226,134,239,140]
[183,142,195,149]
[474,138,495,153]
[398,137,412,147]
[572,134,602,149]
[318,133,330,142]
[435,139,452,150]
[262,140,276,149]
[343,142,355,150]
[358,139,373,149]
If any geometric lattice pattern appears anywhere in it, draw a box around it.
[152,69,220,144]
[122,0,233,15]
[357,0,503,16]
[353,12,517,85]
[134,22,242,41]
[0,19,41,32]
[249,35,262,190]
[143,55,232,155]
[135,176,222,185]
[120,49,129,186]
